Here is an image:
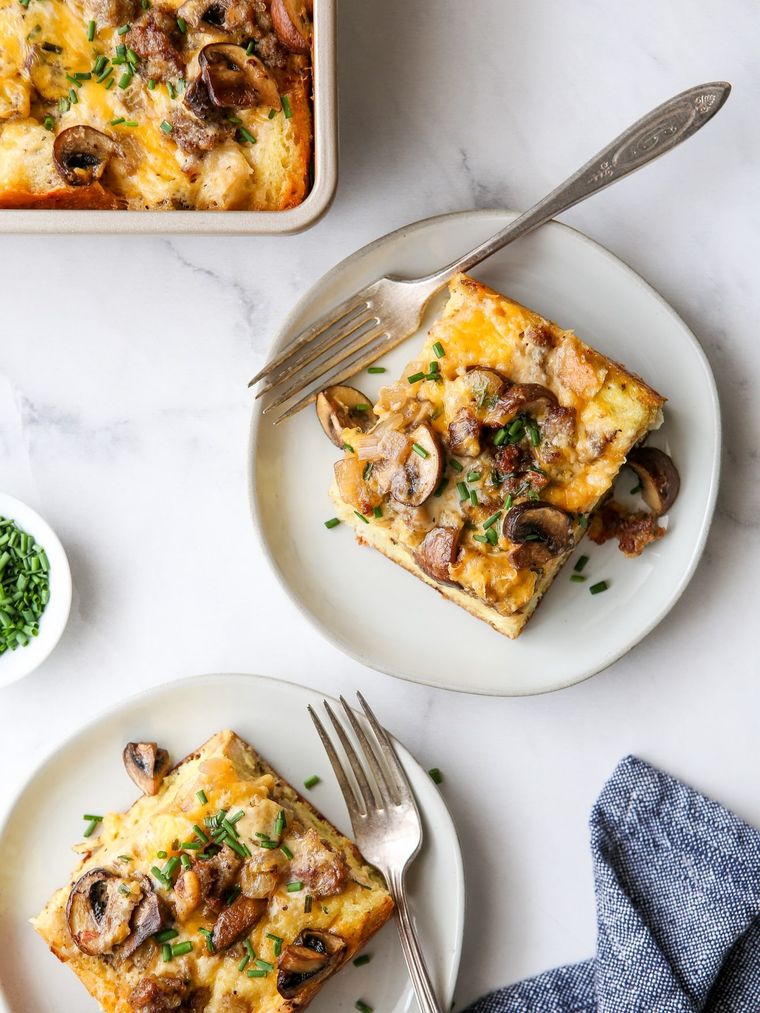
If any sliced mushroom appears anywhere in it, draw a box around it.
[503,501,574,569]
[485,383,558,427]
[627,447,680,516]
[271,0,311,52]
[66,869,142,956]
[240,848,288,900]
[448,407,481,457]
[414,527,461,584]
[118,881,167,961]
[277,930,347,1000]
[390,424,442,507]
[211,896,267,951]
[123,742,171,796]
[366,427,410,494]
[53,126,119,187]
[177,0,228,29]
[316,386,377,448]
[199,44,281,109]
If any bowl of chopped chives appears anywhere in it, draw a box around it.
[0,494,72,688]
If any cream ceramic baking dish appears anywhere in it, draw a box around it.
[0,0,336,233]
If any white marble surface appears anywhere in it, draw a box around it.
[1,1,758,1008]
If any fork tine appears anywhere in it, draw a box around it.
[339,696,397,809]
[262,322,387,414]
[356,692,414,805]
[255,311,378,400]
[272,329,397,423]
[323,701,378,814]
[307,705,364,821]
[247,289,374,388]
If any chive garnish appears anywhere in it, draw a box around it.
[486,527,498,545]
[343,442,354,453]
[160,120,172,133]
[268,106,276,118]
[630,482,642,495]
[281,94,292,118]
[68,88,78,103]
[246,40,256,55]
[573,554,589,573]
[467,470,481,482]
[196,789,208,804]
[469,489,478,507]
[411,442,429,459]
[570,574,586,583]
[304,894,313,913]
[171,941,193,957]
[87,18,96,39]
[367,366,386,374]
[166,80,176,98]
[354,954,372,966]
[303,774,320,789]
[118,71,132,88]
[353,510,370,524]
[157,850,167,859]
[286,881,304,892]
[147,78,156,89]
[504,494,513,510]
[354,403,371,412]
[155,928,179,943]
[239,955,250,972]
[266,933,283,956]
[457,481,468,501]
[355,1002,373,1013]
[43,115,54,130]
[118,854,132,862]
[590,580,609,595]
[449,458,463,472]
[116,22,130,33]
[248,969,267,978]
[407,371,425,384]
[280,843,294,860]
[162,943,172,961]
[82,815,102,837]
[362,461,373,480]
[373,506,383,518]
[324,518,340,529]
[493,427,508,447]
[432,341,445,358]
[434,478,448,498]
[193,824,209,843]
[473,534,488,544]
[483,511,501,530]
[199,927,215,952]
[176,15,186,31]
[256,958,274,971]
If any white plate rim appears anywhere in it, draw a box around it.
[248,209,721,697]
[0,492,72,689]
[0,670,465,1013]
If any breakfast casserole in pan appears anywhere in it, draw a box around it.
[0,0,313,209]
[33,730,393,1011]
[321,273,668,638]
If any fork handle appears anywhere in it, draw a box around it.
[422,81,730,286]
[387,867,444,1013]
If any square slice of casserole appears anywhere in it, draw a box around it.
[33,730,393,1012]
[329,273,665,638]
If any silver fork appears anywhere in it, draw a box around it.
[308,693,443,1013]
[249,81,730,423]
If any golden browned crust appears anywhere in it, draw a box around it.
[0,184,124,209]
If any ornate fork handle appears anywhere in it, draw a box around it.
[425,81,730,286]
[386,867,443,1013]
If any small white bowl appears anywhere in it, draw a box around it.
[0,494,72,689]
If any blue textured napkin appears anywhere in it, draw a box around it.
[465,756,760,1013]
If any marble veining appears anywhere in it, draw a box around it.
[0,1,758,1008]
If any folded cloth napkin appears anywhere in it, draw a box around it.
[464,755,760,1013]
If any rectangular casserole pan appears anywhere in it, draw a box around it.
[0,0,336,235]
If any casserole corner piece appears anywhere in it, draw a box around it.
[0,0,313,211]
[329,272,666,639]
[32,729,394,1012]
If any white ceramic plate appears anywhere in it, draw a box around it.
[0,493,72,689]
[249,211,720,695]
[0,673,463,1013]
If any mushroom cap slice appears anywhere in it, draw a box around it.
[390,423,443,507]
[199,44,281,109]
[271,0,311,53]
[123,741,171,796]
[316,385,377,448]
[503,501,573,569]
[627,446,680,516]
[177,0,228,29]
[117,881,167,961]
[211,895,267,950]
[53,126,119,187]
[485,383,558,427]
[277,929,347,999]
[66,869,142,956]
[414,526,461,585]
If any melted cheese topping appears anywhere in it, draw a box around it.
[336,274,664,617]
[0,0,311,209]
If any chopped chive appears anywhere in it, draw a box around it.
[280,842,294,860]
[493,427,508,447]
[428,360,439,374]
[590,580,609,595]
[106,76,115,89]
[162,943,172,962]
[432,341,445,358]
[151,866,169,886]
[504,494,513,510]
[367,366,386,374]
[407,371,425,384]
[147,78,156,89]
[69,87,78,103]
[473,534,488,544]
[354,403,371,412]
[97,66,113,82]
[630,482,642,495]
[93,54,107,72]
[83,816,102,837]
[267,933,283,956]
[449,458,463,472]
[118,71,132,88]
[372,506,383,518]
[74,71,92,79]
[467,470,481,482]
[256,958,274,971]
[43,115,54,130]
[304,894,313,912]
[227,114,242,125]
[196,789,208,804]
[123,119,138,126]
[281,94,292,118]
[118,854,132,862]
[486,527,498,545]
[412,442,429,459]
[199,928,215,952]
[180,854,191,868]
[483,511,501,529]
[116,22,130,33]
[193,824,209,843]
[171,941,193,957]
[362,461,373,480]
[238,126,256,144]
[239,955,250,972]
[470,489,478,507]
[573,554,589,573]
[457,481,468,501]
[247,969,267,978]
[354,954,372,966]
[428,767,443,784]
[353,510,370,524]
[87,18,96,39]
[324,517,341,529]
[246,40,256,55]
[268,106,276,118]
[157,850,167,859]
[155,928,179,943]
[343,442,354,453]
[355,1002,373,1013]
[176,15,186,31]
[570,574,587,583]
[166,80,176,98]
[286,881,304,892]
[303,774,320,789]
[126,47,139,66]
[160,119,172,133]
[434,478,448,498]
